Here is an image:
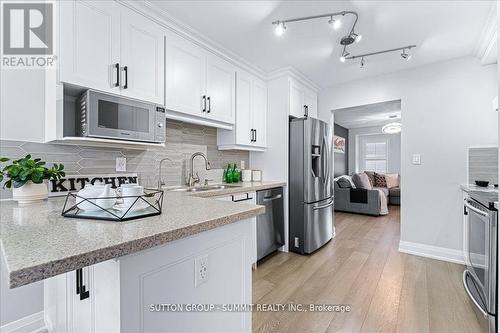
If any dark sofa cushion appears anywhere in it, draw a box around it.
[374,173,387,187]
[350,188,368,204]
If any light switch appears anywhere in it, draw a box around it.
[412,154,421,165]
[116,157,126,172]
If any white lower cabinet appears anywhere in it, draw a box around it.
[217,70,267,151]
[44,219,253,333]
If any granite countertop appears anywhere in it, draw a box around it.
[0,181,285,288]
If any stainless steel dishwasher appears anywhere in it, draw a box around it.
[256,187,285,261]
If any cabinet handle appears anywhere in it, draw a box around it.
[75,268,90,301]
[254,129,257,142]
[123,66,128,89]
[304,105,308,118]
[250,129,253,142]
[207,96,211,113]
[114,63,120,87]
[251,129,255,142]
[202,95,206,112]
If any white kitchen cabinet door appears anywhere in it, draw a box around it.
[59,0,120,93]
[205,54,235,125]
[235,71,252,145]
[289,79,305,118]
[252,79,267,148]
[120,8,165,104]
[165,32,206,117]
[303,89,318,118]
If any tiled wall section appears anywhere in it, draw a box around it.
[468,147,498,185]
[0,120,249,198]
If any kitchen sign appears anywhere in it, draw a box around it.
[48,173,138,197]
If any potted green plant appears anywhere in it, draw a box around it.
[0,155,65,204]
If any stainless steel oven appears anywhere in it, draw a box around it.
[77,90,166,143]
[463,194,497,332]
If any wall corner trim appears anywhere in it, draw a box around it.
[398,240,465,265]
[0,311,45,333]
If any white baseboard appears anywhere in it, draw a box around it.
[0,311,46,333]
[399,240,465,265]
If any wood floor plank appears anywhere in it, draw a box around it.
[252,206,484,333]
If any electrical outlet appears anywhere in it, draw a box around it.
[116,157,126,172]
[195,255,209,287]
[412,154,421,165]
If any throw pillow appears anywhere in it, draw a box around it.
[337,177,352,188]
[352,172,373,190]
[385,174,400,189]
[374,173,387,188]
[364,171,375,186]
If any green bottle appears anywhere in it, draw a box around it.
[225,164,232,183]
[232,163,239,183]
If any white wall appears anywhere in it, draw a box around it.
[348,126,401,174]
[319,56,497,254]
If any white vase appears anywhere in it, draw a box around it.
[12,181,49,204]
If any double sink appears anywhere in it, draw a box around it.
[167,184,243,193]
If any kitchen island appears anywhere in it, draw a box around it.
[0,181,285,333]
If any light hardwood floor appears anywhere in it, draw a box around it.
[252,206,484,333]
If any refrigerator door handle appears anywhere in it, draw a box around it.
[321,136,329,184]
[313,199,334,210]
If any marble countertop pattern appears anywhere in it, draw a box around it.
[1,181,285,288]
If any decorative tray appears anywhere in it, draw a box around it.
[61,189,164,221]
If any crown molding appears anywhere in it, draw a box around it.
[267,66,321,92]
[117,1,321,88]
[473,3,497,65]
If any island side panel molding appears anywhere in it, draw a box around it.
[120,218,253,333]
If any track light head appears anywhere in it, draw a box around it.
[339,51,349,63]
[328,16,342,30]
[352,33,362,43]
[360,57,366,68]
[274,21,286,36]
[401,49,412,61]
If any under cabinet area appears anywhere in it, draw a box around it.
[59,0,165,105]
[165,30,236,129]
[217,70,268,151]
[44,218,254,333]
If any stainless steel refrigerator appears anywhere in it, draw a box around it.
[289,117,334,254]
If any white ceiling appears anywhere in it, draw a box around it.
[150,1,495,88]
[334,100,401,129]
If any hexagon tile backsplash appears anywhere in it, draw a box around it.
[0,120,249,199]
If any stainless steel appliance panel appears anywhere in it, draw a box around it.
[303,118,333,203]
[303,197,334,253]
[256,187,285,260]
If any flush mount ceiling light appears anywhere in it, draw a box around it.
[343,45,416,67]
[272,10,361,51]
[382,122,402,134]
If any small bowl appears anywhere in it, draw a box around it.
[475,180,490,187]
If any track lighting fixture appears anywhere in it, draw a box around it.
[351,32,362,43]
[340,45,417,66]
[274,21,286,36]
[360,57,366,68]
[328,16,342,30]
[401,48,412,61]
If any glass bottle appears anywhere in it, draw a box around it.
[225,164,232,183]
[232,163,239,183]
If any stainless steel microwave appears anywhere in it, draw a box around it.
[76,90,166,143]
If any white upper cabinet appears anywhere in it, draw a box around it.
[217,70,267,151]
[165,31,235,129]
[205,53,235,124]
[59,1,121,94]
[59,1,165,104]
[303,89,318,118]
[120,9,165,104]
[165,32,206,117]
[289,78,317,119]
[252,79,267,148]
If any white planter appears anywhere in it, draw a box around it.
[12,181,49,204]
